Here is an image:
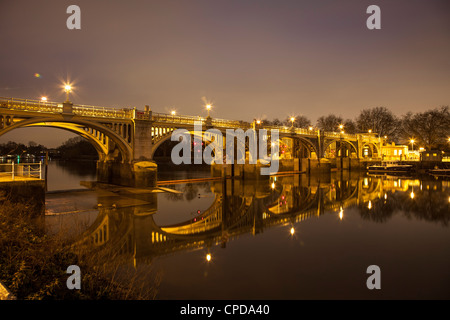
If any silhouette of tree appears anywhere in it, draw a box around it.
[283,115,312,128]
[400,106,450,150]
[265,118,283,126]
[356,106,398,139]
[343,119,357,134]
[57,137,98,160]
[316,114,343,132]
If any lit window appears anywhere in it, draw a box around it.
[394,150,397,156]
[399,150,402,155]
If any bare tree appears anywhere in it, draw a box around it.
[343,119,357,134]
[267,118,283,126]
[355,107,398,139]
[284,115,312,128]
[316,114,343,132]
[400,106,450,150]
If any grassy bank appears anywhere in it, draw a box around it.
[0,199,160,300]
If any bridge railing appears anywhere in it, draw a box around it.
[151,112,251,129]
[0,97,135,119]
[71,104,132,119]
[259,125,291,133]
[260,125,317,135]
[0,97,62,113]
[212,119,251,129]
[151,112,202,125]
[323,131,358,140]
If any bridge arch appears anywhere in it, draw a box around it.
[323,138,358,159]
[25,122,108,161]
[291,136,319,159]
[151,127,271,162]
[0,117,133,162]
[360,142,380,158]
[151,127,206,159]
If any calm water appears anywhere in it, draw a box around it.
[44,161,450,299]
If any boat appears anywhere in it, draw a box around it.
[367,161,413,173]
[427,168,450,177]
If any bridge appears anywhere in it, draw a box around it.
[0,97,382,187]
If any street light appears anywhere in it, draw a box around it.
[206,104,212,117]
[309,126,313,131]
[339,124,344,132]
[41,96,47,102]
[290,117,295,127]
[64,84,72,102]
[410,139,415,151]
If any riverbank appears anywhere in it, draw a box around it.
[0,199,159,300]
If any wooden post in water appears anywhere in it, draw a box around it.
[44,151,48,192]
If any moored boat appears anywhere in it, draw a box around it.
[367,161,413,173]
[427,168,450,177]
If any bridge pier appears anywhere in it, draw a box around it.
[97,160,157,188]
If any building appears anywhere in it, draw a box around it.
[420,150,443,162]
[381,142,409,161]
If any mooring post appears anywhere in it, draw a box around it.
[45,151,48,191]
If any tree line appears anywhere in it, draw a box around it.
[0,137,98,160]
[0,141,47,157]
[264,105,450,151]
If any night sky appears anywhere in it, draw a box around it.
[1,0,449,147]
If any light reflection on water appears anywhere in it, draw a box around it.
[44,161,450,299]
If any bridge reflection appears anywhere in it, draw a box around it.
[73,173,450,266]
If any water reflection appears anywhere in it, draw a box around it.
[65,173,449,266]
[358,177,450,226]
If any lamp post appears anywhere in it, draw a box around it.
[290,117,295,127]
[410,139,415,151]
[62,83,74,114]
[64,84,72,102]
[206,104,211,118]
[39,96,47,108]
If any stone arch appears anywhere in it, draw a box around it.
[24,122,108,161]
[361,142,380,159]
[150,128,206,160]
[0,117,133,162]
[292,136,319,159]
[323,138,358,159]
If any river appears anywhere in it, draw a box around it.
[43,160,450,299]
